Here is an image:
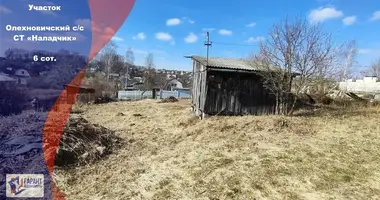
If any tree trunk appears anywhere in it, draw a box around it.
[275,95,280,115]
[288,93,298,116]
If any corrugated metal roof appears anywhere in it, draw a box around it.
[191,56,263,71]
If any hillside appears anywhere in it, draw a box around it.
[53,100,380,200]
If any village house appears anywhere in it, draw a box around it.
[0,66,38,85]
[165,78,184,91]
[0,57,44,86]
[166,74,177,79]
[13,67,32,85]
[0,72,17,85]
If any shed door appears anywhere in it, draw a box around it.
[199,69,207,114]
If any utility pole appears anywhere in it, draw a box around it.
[204,32,212,66]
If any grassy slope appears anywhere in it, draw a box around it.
[54,100,380,200]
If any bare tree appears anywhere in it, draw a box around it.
[248,16,339,115]
[145,53,155,68]
[99,41,118,82]
[93,41,127,93]
[177,74,192,88]
[366,58,380,78]
[334,40,357,82]
[124,48,134,77]
[109,54,126,90]
[125,47,135,65]
[86,72,117,98]
[142,53,156,92]
[154,73,169,89]
[109,54,125,74]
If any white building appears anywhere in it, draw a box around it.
[13,68,31,85]
[166,79,183,91]
[339,76,380,93]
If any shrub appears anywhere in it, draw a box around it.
[86,72,117,99]
[0,83,27,116]
[320,96,333,105]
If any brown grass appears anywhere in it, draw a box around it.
[54,99,380,200]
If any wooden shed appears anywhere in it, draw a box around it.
[64,83,96,104]
[187,55,288,118]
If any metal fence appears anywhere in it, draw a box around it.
[118,90,191,100]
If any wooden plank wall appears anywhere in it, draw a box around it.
[199,67,207,115]
[191,60,196,108]
[191,61,201,115]
[190,60,209,117]
[203,70,277,115]
[77,93,96,103]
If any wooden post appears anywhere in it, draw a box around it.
[152,88,156,99]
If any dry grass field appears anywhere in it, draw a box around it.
[54,99,380,200]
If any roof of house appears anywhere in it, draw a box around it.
[0,72,17,82]
[64,83,94,90]
[167,78,182,83]
[64,83,96,94]
[0,63,39,77]
[190,56,265,71]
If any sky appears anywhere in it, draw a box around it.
[1,0,380,73]
[111,0,380,72]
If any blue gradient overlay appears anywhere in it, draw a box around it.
[0,0,92,199]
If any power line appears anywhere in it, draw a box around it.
[212,41,260,47]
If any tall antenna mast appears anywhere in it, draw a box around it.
[204,32,212,66]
